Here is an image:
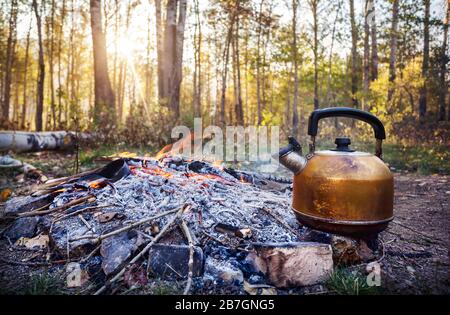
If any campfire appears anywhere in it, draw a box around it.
[1,145,380,295]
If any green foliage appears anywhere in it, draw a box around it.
[22,273,65,295]
[326,268,380,295]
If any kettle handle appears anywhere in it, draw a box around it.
[307,107,386,157]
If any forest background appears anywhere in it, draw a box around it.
[0,0,448,174]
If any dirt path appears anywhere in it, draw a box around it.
[1,169,449,295]
[380,174,450,294]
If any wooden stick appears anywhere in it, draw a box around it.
[94,205,188,295]
[180,220,195,295]
[259,207,302,239]
[71,206,181,243]
[79,244,101,263]
[0,258,66,267]
[78,214,95,233]
[53,205,110,222]
[391,220,445,244]
[18,195,94,217]
[38,167,102,188]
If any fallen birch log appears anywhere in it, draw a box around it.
[0,131,90,153]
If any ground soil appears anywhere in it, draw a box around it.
[0,152,449,295]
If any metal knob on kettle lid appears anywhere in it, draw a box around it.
[278,107,394,236]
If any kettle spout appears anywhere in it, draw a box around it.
[275,137,308,175]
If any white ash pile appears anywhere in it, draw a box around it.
[1,156,376,294]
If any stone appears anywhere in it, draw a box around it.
[100,231,144,276]
[50,223,95,258]
[66,262,90,288]
[249,242,334,288]
[204,257,244,285]
[331,236,376,265]
[4,217,40,241]
[148,244,204,279]
[1,193,54,218]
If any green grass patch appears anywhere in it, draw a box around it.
[21,273,65,295]
[326,268,380,295]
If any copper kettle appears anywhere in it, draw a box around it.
[278,107,394,236]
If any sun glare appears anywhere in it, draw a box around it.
[116,36,134,59]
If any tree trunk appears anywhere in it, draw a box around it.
[309,0,320,110]
[363,0,371,110]
[235,15,244,126]
[90,0,116,128]
[370,0,378,81]
[2,0,18,123]
[155,0,164,101]
[57,0,67,127]
[21,16,32,130]
[418,0,430,120]
[47,0,56,130]
[234,6,244,126]
[220,5,238,126]
[33,0,45,131]
[349,0,359,109]
[439,2,449,121]
[292,0,299,137]
[0,131,88,153]
[285,63,292,129]
[169,0,187,117]
[256,0,264,125]
[387,0,399,108]
[161,0,177,103]
[325,1,342,106]
[193,0,202,117]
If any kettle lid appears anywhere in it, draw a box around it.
[332,137,354,152]
[315,137,371,156]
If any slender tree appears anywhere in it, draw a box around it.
[387,0,399,107]
[349,0,359,108]
[90,0,116,128]
[33,0,45,131]
[233,2,244,125]
[439,1,449,121]
[308,0,320,110]
[363,0,371,109]
[170,0,187,115]
[256,0,264,124]
[21,15,33,129]
[370,0,378,81]
[1,0,18,122]
[325,0,342,106]
[418,0,430,120]
[193,0,202,117]
[292,0,299,136]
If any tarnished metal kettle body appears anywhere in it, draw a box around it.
[278,107,394,236]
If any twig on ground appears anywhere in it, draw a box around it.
[53,204,110,222]
[94,204,189,295]
[0,258,66,267]
[18,195,95,217]
[259,207,302,239]
[180,220,195,295]
[391,220,445,244]
[79,244,101,263]
[71,206,181,243]
[78,214,95,233]
[201,230,229,247]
